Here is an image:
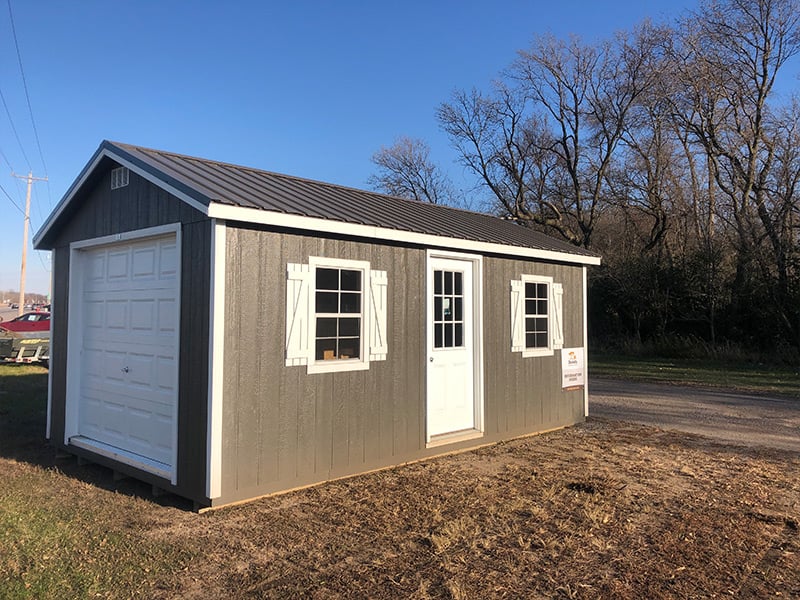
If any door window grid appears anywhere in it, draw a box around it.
[433,269,464,349]
[315,267,362,360]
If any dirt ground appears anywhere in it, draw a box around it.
[114,418,798,599]
[2,366,798,598]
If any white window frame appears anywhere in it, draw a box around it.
[285,256,388,374]
[111,166,129,189]
[511,274,564,358]
[308,256,370,374]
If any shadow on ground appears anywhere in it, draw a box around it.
[0,365,192,510]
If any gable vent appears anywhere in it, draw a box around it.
[111,166,129,190]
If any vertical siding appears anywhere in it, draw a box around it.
[219,227,587,505]
[46,163,211,505]
[221,229,426,502]
[482,257,586,437]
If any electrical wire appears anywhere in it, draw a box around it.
[7,0,47,176]
[0,181,25,215]
[0,86,32,171]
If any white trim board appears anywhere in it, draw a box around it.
[34,142,599,268]
[206,219,226,499]
[208,203,601,266]
[33,147,208,247]
[64,223,182,485]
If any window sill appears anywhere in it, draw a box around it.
[307,359,370,374]
[521,348,554,358]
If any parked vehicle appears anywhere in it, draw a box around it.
[0,311,50,332]
[0,311,50,365]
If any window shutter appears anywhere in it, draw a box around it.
[369,269,388,361]
[285,263,312,366]
[510,279,525,352]
[552,282,564,350]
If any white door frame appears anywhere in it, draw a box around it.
[425,249,484,446]
[64,223,181,484]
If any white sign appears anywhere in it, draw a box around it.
[561,347,585,390]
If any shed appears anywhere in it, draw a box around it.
[34,141,601,509]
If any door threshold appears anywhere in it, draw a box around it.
[427,428,483,448]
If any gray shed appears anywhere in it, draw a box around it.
[34,141,601,509]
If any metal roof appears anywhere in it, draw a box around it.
[35,140,600,264]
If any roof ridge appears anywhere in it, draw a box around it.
[102,140,599,260]
[107,140,534,225]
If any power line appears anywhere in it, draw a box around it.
[0,181,25,215]
[7,0,47,175]
[0,86,32,170]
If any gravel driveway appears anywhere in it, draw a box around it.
[589,378,800,453]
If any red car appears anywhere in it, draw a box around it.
[0,311,51,332]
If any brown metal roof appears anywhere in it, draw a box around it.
[37,140,600,262]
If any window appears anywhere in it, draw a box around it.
[524,280,549,349]
[315,267,362,361]
[111,167,129,190]
[510,275,563,357]
[432,269,464,348]
[285,257,388,373]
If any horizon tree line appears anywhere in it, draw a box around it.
[369,0,800,356]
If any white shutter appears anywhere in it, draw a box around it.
[552,282,564,350]
[285,263,312,366]
[510,279,525,352]
[369,269,388,361]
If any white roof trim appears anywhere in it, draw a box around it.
[207,202,601,266]
[33,146,208,247]
[34,142,600,266]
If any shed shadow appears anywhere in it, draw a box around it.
[0,366,192,511]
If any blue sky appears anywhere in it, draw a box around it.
[1,0,704,295]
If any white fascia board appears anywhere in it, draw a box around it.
[33,147,209,248]
[207,203,602,266]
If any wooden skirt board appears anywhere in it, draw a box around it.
[72,233,179,476]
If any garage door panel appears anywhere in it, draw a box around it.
[130,299,155,331]
[107,250,130,281]
[127,353,155,388]
[82,350,176,402]
[105,300,129,330]
[159,243,178,278]
[157,299,178,334]
[76,232,179,474]
[132,247,157,280]
[156,356,176,391]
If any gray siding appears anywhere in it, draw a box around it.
[483,257,585,438]
[47,163,211,505]
[221,229,426,503]
[219,228,588,505]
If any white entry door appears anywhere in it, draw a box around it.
[426,255,477,439]
[73,232,180,478]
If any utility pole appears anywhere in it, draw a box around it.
[12,171,47,317]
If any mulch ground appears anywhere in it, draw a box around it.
[129,418,799,599]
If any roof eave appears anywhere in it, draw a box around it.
[33,141,212,249]
[207,202,602,266]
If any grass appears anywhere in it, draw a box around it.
[1,363,799,598]
[589,353,800,398]
[0,365,191,599]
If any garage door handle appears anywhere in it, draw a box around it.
[121,366,129,373]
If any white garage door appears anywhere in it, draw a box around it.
[74,233,180,477]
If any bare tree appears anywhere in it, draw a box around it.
[436,85,563,235]
[670,0,800,342]
[367,137,455,205]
